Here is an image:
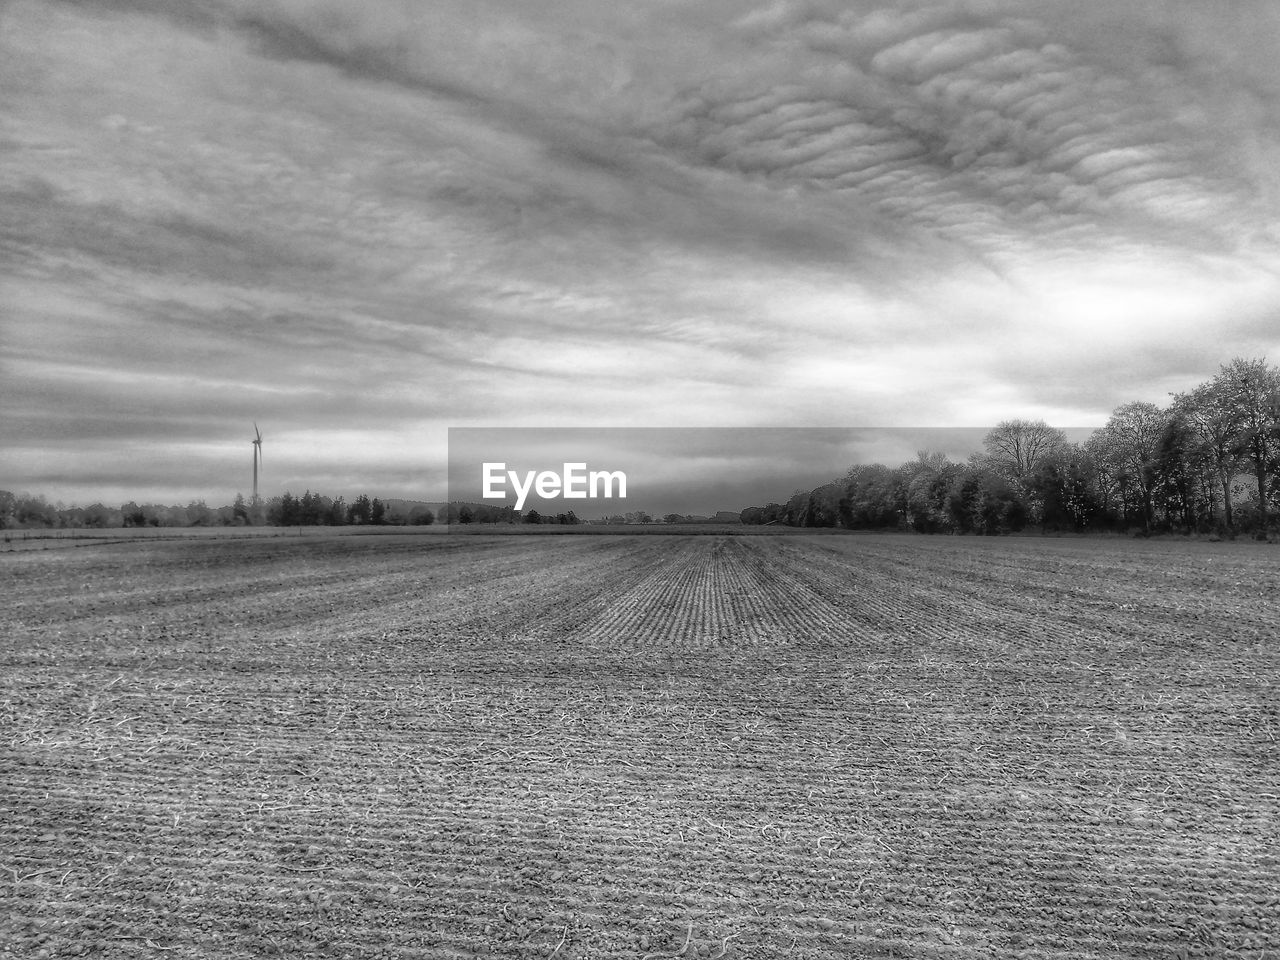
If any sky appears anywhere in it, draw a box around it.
[3,0,1279,507]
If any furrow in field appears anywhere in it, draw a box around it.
[563,537,872,660]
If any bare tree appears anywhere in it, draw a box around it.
[1171,380,1248,529]
[1095,402,1168,534]
[982,420,1067,481]
[1211,357,1280,535]
[980,419,1066,525]
[1080,433,1122,521]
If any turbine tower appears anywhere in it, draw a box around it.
[251,423,263,503]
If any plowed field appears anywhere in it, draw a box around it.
[2,533,1277,959]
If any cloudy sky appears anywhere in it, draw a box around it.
[3,0,1279,506]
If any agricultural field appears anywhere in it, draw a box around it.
[2,532,1277,959]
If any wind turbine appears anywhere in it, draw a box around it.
[251,423,263,503]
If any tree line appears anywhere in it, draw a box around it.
[0,490,433,530]
[0,491,584,530]
[442,503,581,524]
[741,357,1280,538]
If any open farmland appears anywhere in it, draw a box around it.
[2,533,1278,959]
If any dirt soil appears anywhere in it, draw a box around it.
[2,532,1277,959]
